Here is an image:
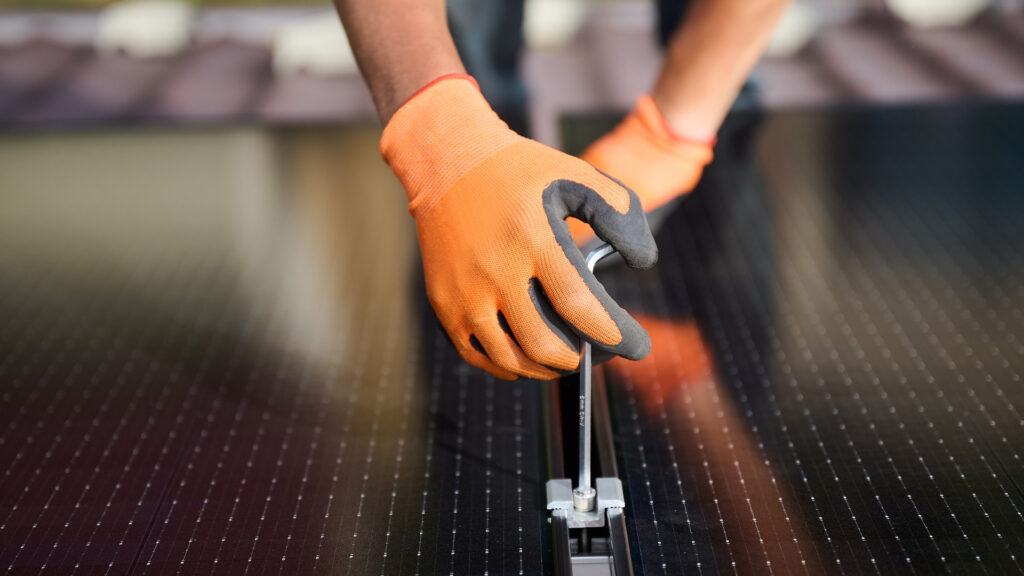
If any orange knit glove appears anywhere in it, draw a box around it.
[569,95,714,244]
[381,75,658,381]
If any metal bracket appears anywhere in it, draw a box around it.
[547,476,632,575]
[546,477,626,529]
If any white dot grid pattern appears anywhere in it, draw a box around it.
[894,191,1024,455]
[769,212,951,571]
[597,110,1024,574]
[375,338,418,576]
[174,329,274,574]
[789,132,1024,553]
[0,317,100,532]
[2,238,224,573]
[0,254,131,508]
[821,171,1024,564]
[3,109,1024,574]
[718,157,1014,571]
[131,270,301,571]
[0,235,553,575]
[638,222,821,575]
[768,197,971,569]
[446,370,468,576]
[605,220,851,574]
[412,335,446,576]
[513,385,530,576]
[764,114,1024,572]
[614,360,676,574]
[342,305,402,574]
[80,266,259,576]
[0,276,87,476]
[481,379,495,576]
[309,366,360,573]
[609,294,728,575]
[186,307,315,569]
[923,189,1024,484]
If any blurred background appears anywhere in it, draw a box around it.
[0,0,1022,137]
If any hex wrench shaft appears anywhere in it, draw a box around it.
[573,243,616,512]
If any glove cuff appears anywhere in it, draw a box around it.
[381,74,521,219]
[630,94,716,160]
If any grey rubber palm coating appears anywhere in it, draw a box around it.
[539,177,657,362]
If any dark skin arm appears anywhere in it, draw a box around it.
[333,0,790,379]
[334,0,464,124]
[335,0,789,137]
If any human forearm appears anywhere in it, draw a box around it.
[334,0,465,124]
[652,0,791,141]
[331,5,659,381]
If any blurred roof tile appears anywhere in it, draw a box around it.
[0,40,84,119]
[255,73,375,124]
[147,40,269,121]
[15,50,172,125]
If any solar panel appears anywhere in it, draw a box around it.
[0,256,552,574]
[598,105,1024,574]
[1,104,1023,574]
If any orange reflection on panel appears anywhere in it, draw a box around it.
[607,314,712,414]
[607,313,825,574]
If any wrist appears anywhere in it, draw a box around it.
[635,94,716,148]
[380,75,521,218]
[648,91,719,145]
[581,94,714,213]
[376,60,467,124]
[352,1,468,125]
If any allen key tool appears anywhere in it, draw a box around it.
[546,243,634,576]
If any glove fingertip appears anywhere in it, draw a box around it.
[618,238,658,271]
[617,322,652,361]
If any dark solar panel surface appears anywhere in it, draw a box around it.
[597,104,1024,574]
[1,104,1024,575]
[0,243,552,576]
[0,126,551,575]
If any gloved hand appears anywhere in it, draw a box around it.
[381,74,657,381]
[568,95,714,245]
